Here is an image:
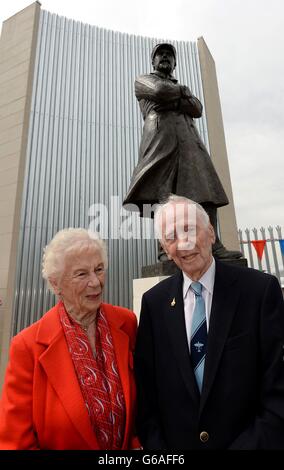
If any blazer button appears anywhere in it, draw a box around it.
[200,431,209,443]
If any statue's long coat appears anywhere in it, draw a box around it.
[123,71,228,214]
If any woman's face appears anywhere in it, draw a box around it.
[54,246,105,316]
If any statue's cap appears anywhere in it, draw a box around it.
[151,43,177,62]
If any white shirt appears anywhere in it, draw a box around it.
[182,258,216,352]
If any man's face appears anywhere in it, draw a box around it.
[152,47,175,75]
[160,203,215,280]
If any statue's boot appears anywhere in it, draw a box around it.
[204,205,243,260]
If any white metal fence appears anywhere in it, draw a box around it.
[238,226,284,286]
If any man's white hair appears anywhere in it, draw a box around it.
[154,194,209,241]
[42,228,107,293]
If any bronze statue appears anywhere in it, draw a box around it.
[123,42,242,259]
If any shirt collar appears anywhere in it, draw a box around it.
[183,257,216,299]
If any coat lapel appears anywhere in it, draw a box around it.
[200,260,240,413]
[164,272,200,403]
[36,305,99,449]
[102,304,131,449]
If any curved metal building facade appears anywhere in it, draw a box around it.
[10,9,209,334]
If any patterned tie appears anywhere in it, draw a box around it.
[190,281,207,393]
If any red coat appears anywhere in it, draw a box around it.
[0,303,139,449]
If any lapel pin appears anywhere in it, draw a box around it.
[171,297,176,307]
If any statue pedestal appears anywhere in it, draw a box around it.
[141,260,179,277]
[220,257,248,268]
[133,257,248,319]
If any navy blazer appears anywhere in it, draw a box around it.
[134,260,284,449]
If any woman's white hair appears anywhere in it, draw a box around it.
[154,194,209,241]
[42,228,107,293]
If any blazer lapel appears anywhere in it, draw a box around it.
[103,304,131,449]
[164,272,200,403]
[37,306,99,449]
[200,260,240,413]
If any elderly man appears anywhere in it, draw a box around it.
[123,42,241,259]
[134,194,284,449]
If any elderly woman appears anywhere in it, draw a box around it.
[0,228,139,450]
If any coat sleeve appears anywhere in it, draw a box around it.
[179,85,203,118]
[230,276,284,449]
[134,295,166,450]
[120,308,142,450]
[135,74,182,102]
[0,334,39,449]
[135,75,203,118]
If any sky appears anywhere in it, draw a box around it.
[1,0,284,230]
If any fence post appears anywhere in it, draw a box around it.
[245,228,255,268]
[268,226,281,282]
[275,226,284,271]
[260,227,271,274]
